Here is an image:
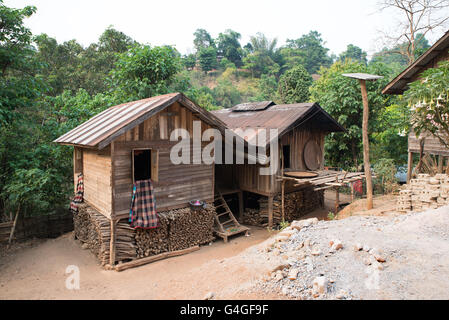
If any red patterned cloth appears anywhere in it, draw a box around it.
[70,174,84,213]
[129,179,158,229]
[353,179,363,195]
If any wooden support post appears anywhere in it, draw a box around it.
[438,155,444,174]
[334,187,340,214]
[407,152,413,183]
[109,219,117,266]
[350,182,354,203]
[7,204,20,249]
[359,79,373,210]
[281,180,285,222]
[268,196,274,229]
[238,191,244,220]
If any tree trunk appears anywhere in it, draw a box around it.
[359,80,373,210]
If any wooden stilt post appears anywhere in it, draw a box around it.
[281,181,285,222]
[350,182,354,203]
[109,219,117,266]
[407,152,413,183]
[438,155,444,174]
[238,191,244,221]
[268,196,274,229]
[334,187,340,214]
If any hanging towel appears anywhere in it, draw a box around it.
[129,179,158,229]
[70,174,84,213]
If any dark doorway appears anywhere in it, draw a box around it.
[282,145,291,169]
[133,149,152,182]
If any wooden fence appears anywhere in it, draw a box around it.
[0,210,74,243]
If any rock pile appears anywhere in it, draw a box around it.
[257,217,389,300]
[397,174,449,213]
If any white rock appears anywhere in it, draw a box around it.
[312,276,328,295]
[203,292,215,300]
[363,245,371,252]
[288,268,300,280]
[311,248,322,256]
[353,243,363,251]
[336,289,346,300]
[305,257,314,271]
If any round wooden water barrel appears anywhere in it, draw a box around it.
[304,139,322,171]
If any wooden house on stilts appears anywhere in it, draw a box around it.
[55,92,365,270]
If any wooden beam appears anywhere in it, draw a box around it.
[438,155,444,174]
[115,246,200,272]
[359,79,373,210]
[268,196,274,229]
[334,187,340,214]
[109,219,117,266]
[407,152,413,183]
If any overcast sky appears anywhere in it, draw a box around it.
[5,0,449,57]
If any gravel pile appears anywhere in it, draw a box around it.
[251,205,449,300]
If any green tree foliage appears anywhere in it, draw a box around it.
[310,60,392,168]
[197,46,218,73]
[404,60,449,148]
[217,29,243,67]
[182,53,197,70]
[193,28,215,51]
[278,65,312,103]
[109,44,180,101]
[339,44,367,65]
[242,33,280,77]
[281,31,332,74]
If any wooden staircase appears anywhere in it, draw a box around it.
[213,189,249,243]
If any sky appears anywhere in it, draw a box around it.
[5,0,449,58]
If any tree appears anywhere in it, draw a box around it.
[109,44,180,101]
[404,60,449,148]
[310,60,392,168]
[278,65,313,103]
[339,44,367,65]
[98,27,134,53]
[197,46,218,73]
[242,33,280,77]
[0,0,42,126]
[193,29,215,52]
[281,31,332,74]
[378,0,449,64]
[216,29,243,67]
[182,53,196,70]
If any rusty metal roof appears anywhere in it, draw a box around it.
[342,73,383,81]
[383,31,449,95]
[230,101,275,112]
[54,92,229,149]
[212,102,344,146]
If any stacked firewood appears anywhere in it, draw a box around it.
[134,204,215,258]
[73,204,137,265]
[135,214,170,258]
[243,188,324,227]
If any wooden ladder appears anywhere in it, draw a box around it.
[213,189,249,243]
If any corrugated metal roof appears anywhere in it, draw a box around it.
[383,31,449,95]
[54,93,229,149]
[230,101,275,112]
[212,102,344,146]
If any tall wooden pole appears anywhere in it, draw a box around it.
[359,79,373,210]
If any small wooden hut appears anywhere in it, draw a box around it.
[383,30,449,181]
[212,102,362,227]
[55,93,228,266]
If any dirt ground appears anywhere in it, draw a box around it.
[1,193,447,300]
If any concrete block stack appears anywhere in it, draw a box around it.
[397,174,449,213]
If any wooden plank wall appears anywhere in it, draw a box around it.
[408,129,449,156]
[233,128,325,196]
[112,102,215,219]
[82,146,112,218]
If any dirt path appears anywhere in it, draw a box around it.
[1,198,448,300]
[0,226,274,300]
